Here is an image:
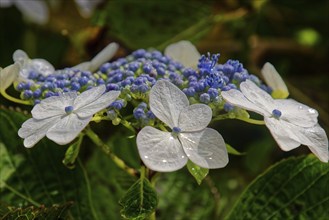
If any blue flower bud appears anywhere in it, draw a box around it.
[224,103,234,112]
[183,87,196,97]
[107,83,120,91]
[146,110,155,119]
[33,89,42,98]
[110,100,124,110]
[23,90,33,99]
[199,93,210,104]
[100,63,111,73]
[71,82,81,91]
[133,108,145,119]
[207,88,218,99]
[138,102,148,110]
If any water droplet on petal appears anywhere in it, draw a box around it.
[308,108,316,114]
[162,159,167,163]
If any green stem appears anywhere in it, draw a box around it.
[213,114,265,125]
[84,127,137,177]
[121,119,136,133]
[212,113,232,121]
[236,117,265,125]
[0,90,31,105]
[4,183,41,207]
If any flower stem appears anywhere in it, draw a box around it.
[84,127,137,177]
[121,119,136,133]
[0,90,31,105]
[212,114,265,125]
[3,183,41,207]
[236,117,265,125]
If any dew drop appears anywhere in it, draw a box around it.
[162,159,167,163]
[308,108,316,114]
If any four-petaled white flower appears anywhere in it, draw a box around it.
[18,85,120,148]
[137,80,229,172]
[221,79,328,162]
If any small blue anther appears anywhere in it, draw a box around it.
[172,127,181,133]
[65,106,74,114]
[272,109,282,119]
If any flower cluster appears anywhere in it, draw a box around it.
[1,40,327,174]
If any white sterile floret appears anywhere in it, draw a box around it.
[74,42,119,72]
[18,85,120,148]
[136,80,229,172]
[221,79,328,162]
[0,63,20,91]
[164,41,201,68]
[261,62,289,99]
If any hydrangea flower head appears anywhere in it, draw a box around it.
[137,80,229,172]
[18,85,120,147]
[221,79,328,162]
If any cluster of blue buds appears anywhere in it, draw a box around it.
[14,48,272,128]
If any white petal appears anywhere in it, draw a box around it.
[266,118,328,162]
[261,62,289,99]
[46,114,91,145]
[74,0,102,18]
[293,123,328,163]
[18,116,61,148]
[164,41,200,68]
[13,49,28,63]
[265,117,301,151]
[73,61,91,71]
[150,80,189,128]
[30,59,55,76]
[73,85,106,109]
[75,90,120,118]
[178,104,212,132]
[15,0,49,25]
[221,89,267,115]
[179,128,228,169]
[90,43,119,72]
[0,63,20,90]
[240,80,275,113]
[32,92,77,119]
[137,126,188,172]
[274,99,318,127]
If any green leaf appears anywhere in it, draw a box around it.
[62,134,83,169]
[226,155,329,220]
[93,0,210,49]
[187,160,209,185]
[0,202,73,219]
[0,143,24,188]
[119,174,158,219]
[226,144,245,156]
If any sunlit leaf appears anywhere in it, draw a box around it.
[0,202,73,219]
[226,155,329,220]
[119,176,158,219]
[187,160,209,185]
